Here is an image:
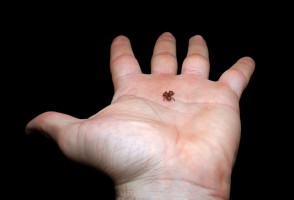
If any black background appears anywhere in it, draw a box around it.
[4,6,289,200]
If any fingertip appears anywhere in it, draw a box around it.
[190,34,205,43]
[160,32,175,39]
[239,56,256,67]
[112,35,130,45]
[24,111,78,140]
[237,56,256,76]
[195,34,204,39]
[25,120,34,135]
[24,111,54,135]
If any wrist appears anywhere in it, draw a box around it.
[115,179,229,200]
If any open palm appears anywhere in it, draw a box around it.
[26,32,255,199]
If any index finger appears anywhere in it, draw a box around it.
[110,35,142,89]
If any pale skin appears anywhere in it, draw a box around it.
[25,32,255,200]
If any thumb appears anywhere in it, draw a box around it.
[25,111,80,142]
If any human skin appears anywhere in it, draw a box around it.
[26,32,255,199]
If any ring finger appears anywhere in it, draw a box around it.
[181,35,210,78]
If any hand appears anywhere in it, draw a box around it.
[26,32,255,200]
